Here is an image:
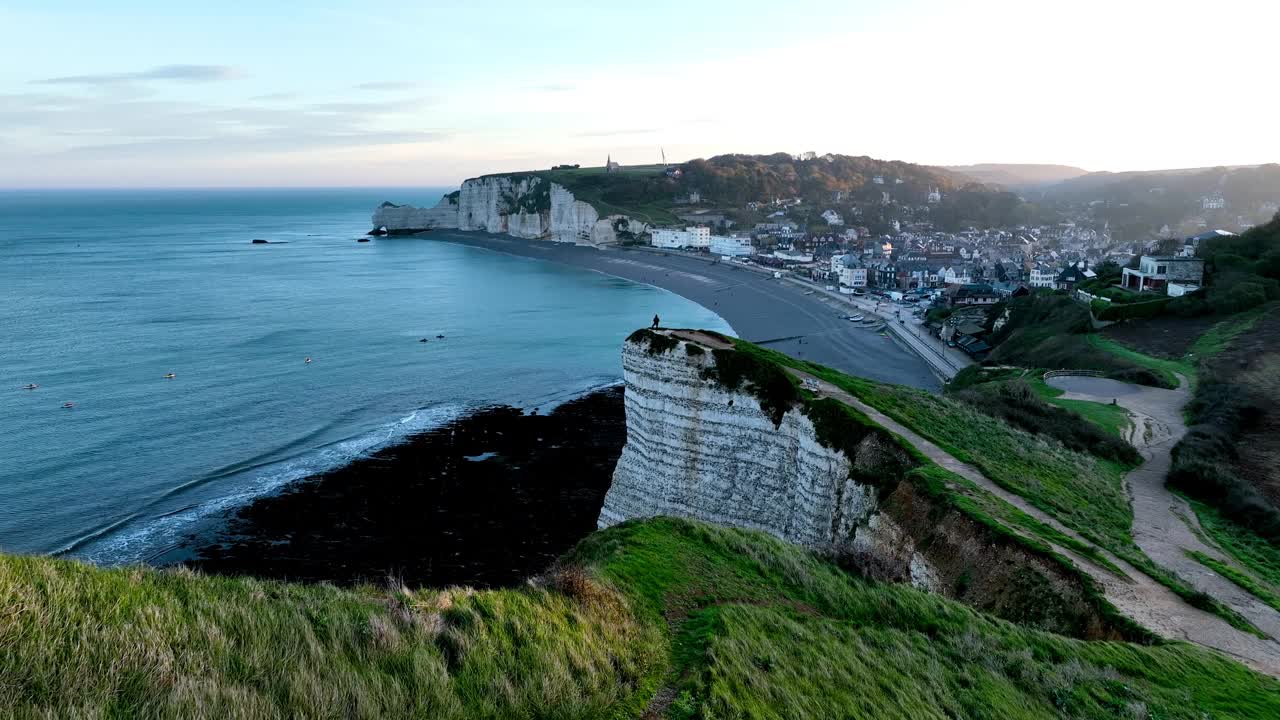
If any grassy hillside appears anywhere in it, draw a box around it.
[4,518,1278,718]
[722,336,1258,632]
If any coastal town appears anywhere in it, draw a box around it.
[641,187,1224,364]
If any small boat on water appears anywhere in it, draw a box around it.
[22,383,38,390]
[304,357,312,364]
[62,402,74,409]
[164,373,176,379]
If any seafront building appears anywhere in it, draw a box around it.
[710,235,754,257]
[650,226,711,250]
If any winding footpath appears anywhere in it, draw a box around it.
[1047,376,1280,643]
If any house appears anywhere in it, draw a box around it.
[1188,229,1235,247]
[605,155,621,173]
[949,283,999,307]
[1028,262,1057,288]
[664,166,683,178]
[835,255,868,289]
[1201,193,1225,210]
[872,175,885,185]
[711,235,753,257]
[991,281,1030,298]
[939,265,974,286]
[650,226,711,250]
[821,209,844,226]
[1121,256,1205,294]
[927,187,941,204]
[1055,262,1095,291]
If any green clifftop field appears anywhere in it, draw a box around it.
[3,518,1278,719]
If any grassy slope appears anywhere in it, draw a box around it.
[1187,551,1280,614]
[1087,335,1195,389]
[6,519,1279,718]
[722,337,1262,633]
[572,518,1280,720]
[0,554,662,718]
[1186,497,1280,591]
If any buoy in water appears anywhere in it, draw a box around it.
[304,357,312,364]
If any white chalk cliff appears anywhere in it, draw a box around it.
[599,335,911,562]
[596,332,1132,636]
[372,175,646,246]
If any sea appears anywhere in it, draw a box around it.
[0,188,730,564]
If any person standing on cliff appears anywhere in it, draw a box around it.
[652,314,660,329]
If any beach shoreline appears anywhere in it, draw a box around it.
[400,230,941,390]
[184,386,626,588]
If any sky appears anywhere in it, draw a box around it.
[1,0,1277,188]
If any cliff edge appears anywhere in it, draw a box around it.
[600,329,1138,639]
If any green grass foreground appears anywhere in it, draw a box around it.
[4,518,1279,719]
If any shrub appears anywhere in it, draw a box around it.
[1170,376,1280,544]
[1096,297,1171,322]
[1211,283,1267,314]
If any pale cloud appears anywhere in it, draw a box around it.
[353,81,419,91]
[35,64,246,85]
[250,92,297,102]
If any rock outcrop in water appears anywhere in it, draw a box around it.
[372,176,646,246]
[599,331,1135,639]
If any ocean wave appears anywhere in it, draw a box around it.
[64,403,464,565]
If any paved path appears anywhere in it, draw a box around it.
[1049,375,1280,642]
[782,362,1280,676]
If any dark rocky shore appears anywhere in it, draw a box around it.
[187,387,625,588]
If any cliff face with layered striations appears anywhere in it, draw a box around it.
[372,175,646,246]
[599,331,1134,639]
[598,338,868,552]
[598,334,930,583]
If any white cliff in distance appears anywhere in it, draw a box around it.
[372,175,646,246]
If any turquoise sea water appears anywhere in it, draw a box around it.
[0,189,729,563]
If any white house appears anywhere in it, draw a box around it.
[1122,255,1205,293]
[1028,263,1056,288]
[927,187,942,204]
[711,235,753,257]
[821,209,844,226]
[939,265,974,286]
[837,256,868,289]
[650,226,711,250]
[1201,193,1225,210]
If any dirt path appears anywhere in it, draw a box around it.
[793,367,1280,676]
[1048,375,1280,642]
